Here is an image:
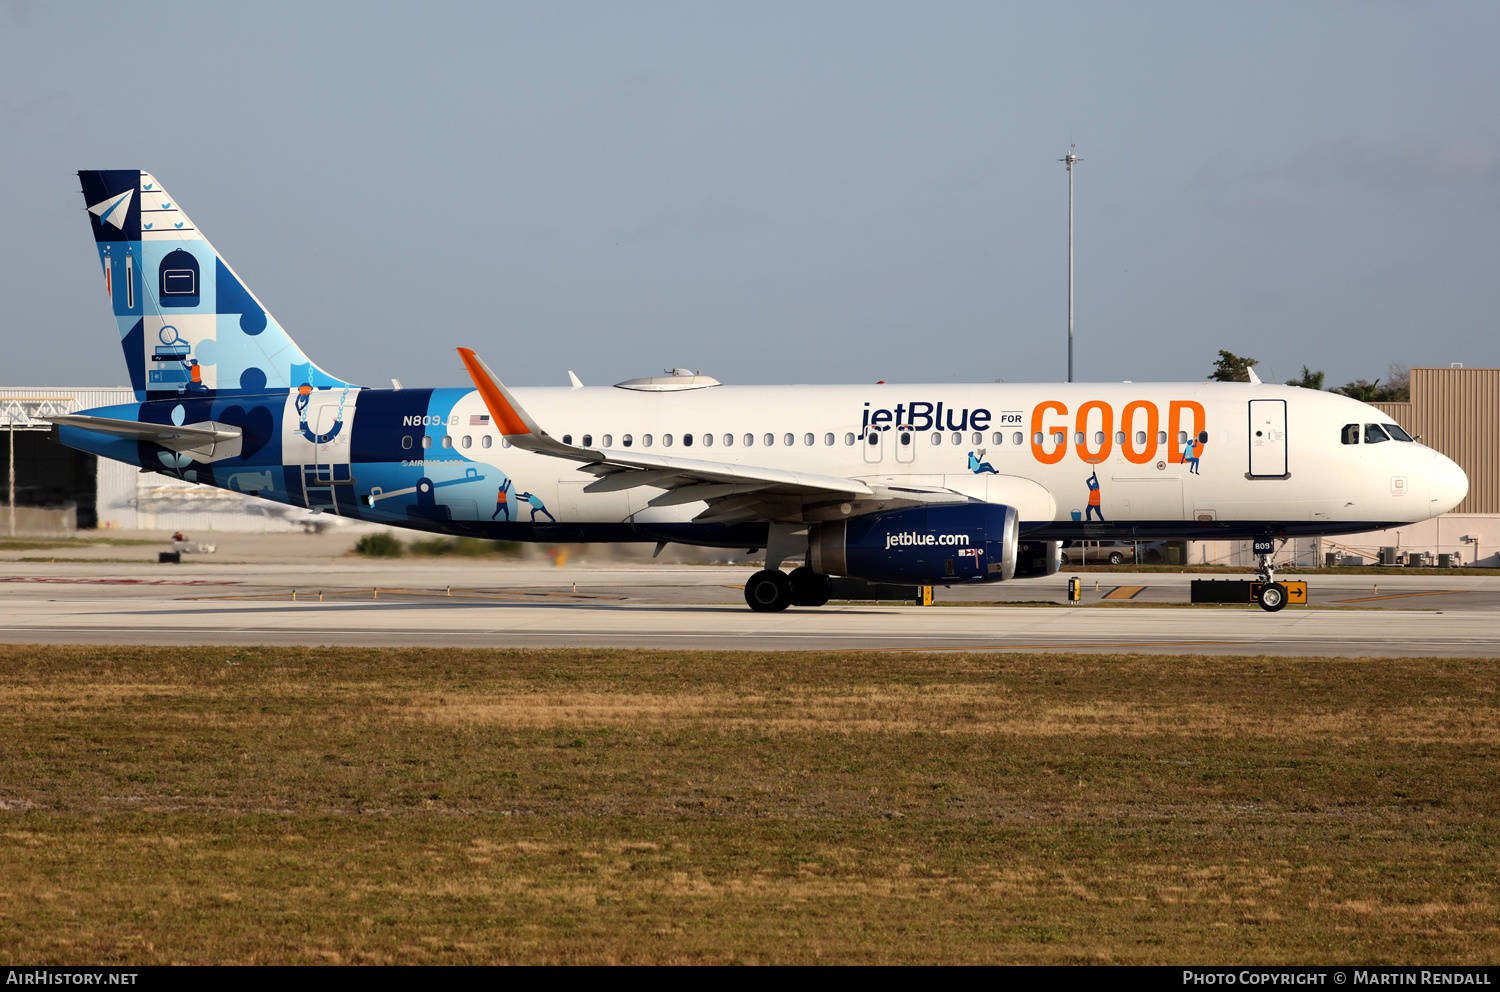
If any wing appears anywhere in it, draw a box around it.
[457,348,954,524]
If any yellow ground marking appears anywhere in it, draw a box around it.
[1103,585,1147,600]
[1334,590,1462,604]
[185,588,626,603]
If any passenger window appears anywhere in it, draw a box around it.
[501,437,511,448]
[764,433,774,446]
[992,432,1003,445]
[952,432,962,445]
[1074,432,1084,444]
[972,432,982,445]
[461,435,472,449]
[442,436,452,449]
[824,433,834,446]
[422,436,433,449]
[1052,431,1065,445]
[1157,431,1166,444]
[582,434,593,447]
[1364,424,1390,444]
[1012,432,1023,446]
[1033,432,1044,445]
[1198,431,1209,444]
[701,434,712,447]
[1385,423,1414,442]
[563,435,573,445]
[784,433,794,446]
[803,433,814,446]
[743,434,754,446]
[683,433,694,447]
[844,433,855,445]
[643,434,653,447]
[402,436,412,449]
[622,434,633,447]
[602,434,613,447]
[1115,431,1125,444]
[899,431,911,446]
[1177,431,1187,444]
[868,432,879,446]
[481,436,492,449]
[1135,431,1146,445]
[931,432,942,446]
[663,434,673,447]
[1094,431,1104,444]
[723,434,734,447]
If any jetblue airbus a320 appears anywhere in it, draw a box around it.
[53,170,1468,611]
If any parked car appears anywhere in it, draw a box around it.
[1059,540,1140,566]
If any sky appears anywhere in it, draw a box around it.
[3,1,1498,390]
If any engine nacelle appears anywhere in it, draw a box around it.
[1013,540,1061,579]
[809,503,1019,585]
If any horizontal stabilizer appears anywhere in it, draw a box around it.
[47,414,242,459]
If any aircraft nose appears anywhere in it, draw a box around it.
[1428,452,1469,516]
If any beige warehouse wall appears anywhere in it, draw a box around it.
[1373,368,1498,515]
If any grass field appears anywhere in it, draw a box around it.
[0,645,1496,965]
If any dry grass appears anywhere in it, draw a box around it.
[0,645,1497,964]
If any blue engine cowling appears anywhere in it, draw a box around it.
[808,503,1019,585]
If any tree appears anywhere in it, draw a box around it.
[1285,365,1326,390]
[1210,350,1259,382]
[1383,362,1410,401]
[1332,364,1409,402]
[1333,379,1385,401]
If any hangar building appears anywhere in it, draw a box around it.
[1,387,310,536]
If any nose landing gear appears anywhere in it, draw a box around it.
[1254,548,1288,612]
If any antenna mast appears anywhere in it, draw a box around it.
[1059,145,1082,383]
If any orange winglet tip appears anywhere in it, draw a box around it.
[456,347,532,436]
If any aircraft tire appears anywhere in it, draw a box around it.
[788,566,831,607]
[745,569,793,612]
[1257,582,1288,612]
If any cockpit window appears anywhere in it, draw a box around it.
[1364,423,1391,444]
[1341,424,1360,445]
[1384,423,1415,442]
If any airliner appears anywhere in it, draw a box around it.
[52,170,1468,612]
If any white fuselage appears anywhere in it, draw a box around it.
[412,380,1466,536]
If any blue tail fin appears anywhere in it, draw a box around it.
[78,170,355,400]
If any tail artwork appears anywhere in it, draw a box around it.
[78,170,355,399]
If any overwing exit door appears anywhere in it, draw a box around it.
[1248,399,1287,477]
[862,428,884,464]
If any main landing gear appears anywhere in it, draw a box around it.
[744,566,831,612]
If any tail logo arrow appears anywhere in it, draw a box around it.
[87,189,134,230]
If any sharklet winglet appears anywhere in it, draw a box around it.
[456,348,600,462]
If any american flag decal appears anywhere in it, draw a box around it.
[470,414,491,426]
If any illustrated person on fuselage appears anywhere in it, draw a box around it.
[1184,436,1203,475]
[968,449,998,475]
[492,479,512,521]
[516,491,556,523]
[1085,471,1104,522]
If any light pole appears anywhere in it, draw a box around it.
[1059,145,1082,383]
